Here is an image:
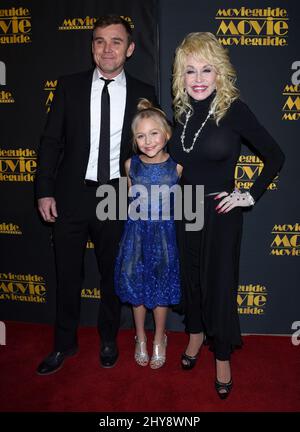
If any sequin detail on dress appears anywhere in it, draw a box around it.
[114,155,181,309]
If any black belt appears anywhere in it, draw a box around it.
[84,178,120,187]
[179,177,234,195]
[84,180,99,187]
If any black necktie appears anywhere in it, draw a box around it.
[98,78,114,184]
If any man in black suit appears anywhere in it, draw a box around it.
[35,15,156,374]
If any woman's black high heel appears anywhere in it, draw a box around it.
[215,379,233,400]
[181,351,199,370]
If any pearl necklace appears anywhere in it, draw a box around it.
[181,109,213,153]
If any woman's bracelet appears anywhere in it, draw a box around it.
[244,191,255,206]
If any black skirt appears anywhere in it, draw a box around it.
[175,180,243,360]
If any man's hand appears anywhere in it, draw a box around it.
[38,197,58,222]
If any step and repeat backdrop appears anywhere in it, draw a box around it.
[0,0,299,335]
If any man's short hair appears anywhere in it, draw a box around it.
[93,14,133,45]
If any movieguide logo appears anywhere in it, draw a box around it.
[0,222,22,235]
[0,6,32,45]
[271,223,300,256]
[0,148,37,182]
[0,89,14,103]
[238,284,268,315]
[215,6,288,46]
[81,288,100,299]
[235,155,279,191]
[282,84,300,121]
[44,79,57,113]
[59,15,133,31]
[0,272,47,303]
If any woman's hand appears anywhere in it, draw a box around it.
[214,189,255,213]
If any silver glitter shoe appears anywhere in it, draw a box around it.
[134,336,149,366]
[150,334,167,369]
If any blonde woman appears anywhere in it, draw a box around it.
[169,32,284,398]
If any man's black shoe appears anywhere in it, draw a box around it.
[100,343,119,368]
[36,346,78,376]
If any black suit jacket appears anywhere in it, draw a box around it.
[35,69,156,212]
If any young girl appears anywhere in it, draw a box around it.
[114,99,182,369]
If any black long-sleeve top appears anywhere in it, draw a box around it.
[169,93,285,201]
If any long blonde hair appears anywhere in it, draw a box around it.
[172,32,239,125]
[131,99,172,152]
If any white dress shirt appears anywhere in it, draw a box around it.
[85,68,127,181]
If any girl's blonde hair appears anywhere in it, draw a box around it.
[172,32,239,125]
[131,99,172,151]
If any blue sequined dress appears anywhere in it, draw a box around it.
[114,154,181,309]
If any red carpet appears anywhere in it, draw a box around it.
[0,321,299,412]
